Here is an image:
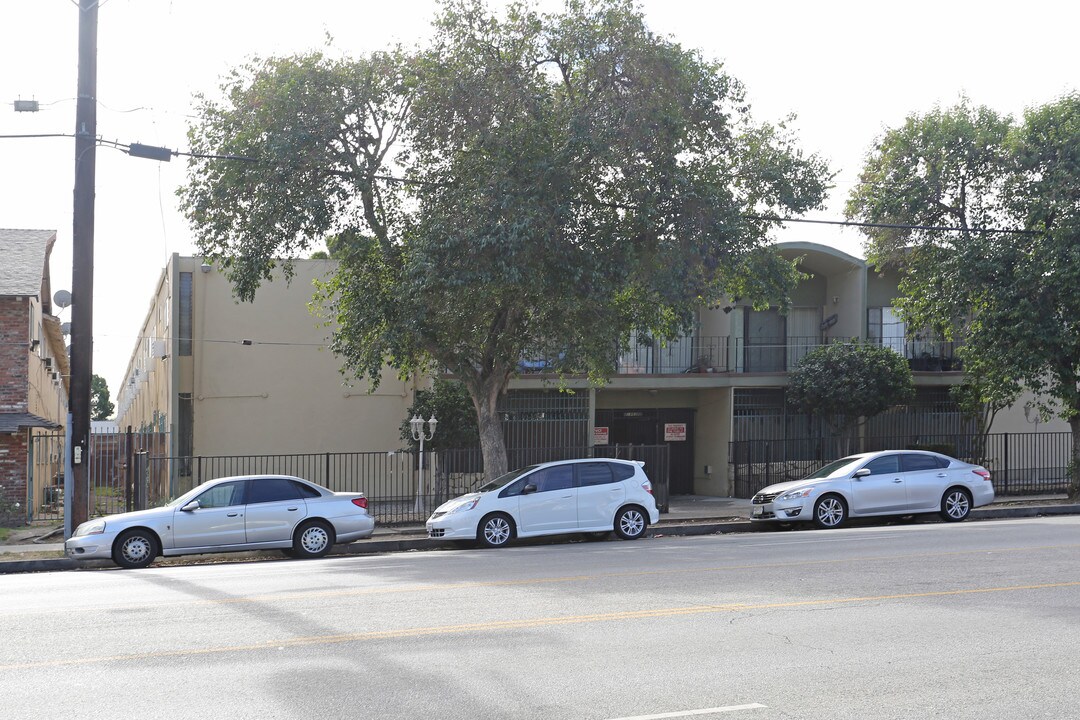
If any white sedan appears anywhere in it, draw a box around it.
[750,450,995,529]
[426,458,660,547]
[65,475,375,568]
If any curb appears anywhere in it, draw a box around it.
[2,504,1078,575]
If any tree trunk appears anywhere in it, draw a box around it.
[469,376,509,481]
[1069,415,1080,501]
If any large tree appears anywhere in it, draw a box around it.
[180,0,830,479]
[846,94,1080,497]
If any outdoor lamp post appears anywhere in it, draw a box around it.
[410,414,438,513]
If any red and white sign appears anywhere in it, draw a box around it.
[593,426,610,445]
[664,423,687,442]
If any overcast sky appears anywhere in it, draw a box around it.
[2,0,1077,397]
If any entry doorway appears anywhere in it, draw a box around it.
[595,408,695,494]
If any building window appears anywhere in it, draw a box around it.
[179,272,193,356]
[178,392,193,476]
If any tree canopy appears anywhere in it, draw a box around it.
[90,374,114,421]
[846,93,1080,496]
[787,341,914,446]
[180,0,831,478]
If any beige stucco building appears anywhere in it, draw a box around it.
[115,256,417,494]
[116,244,1064,502]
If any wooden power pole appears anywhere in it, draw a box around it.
[69,0,98,530]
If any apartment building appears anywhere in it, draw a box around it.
[0,229,69,521]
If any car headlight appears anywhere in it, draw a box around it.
[448,498,480,514]
[777,487,814,502]
[74,519,106,537]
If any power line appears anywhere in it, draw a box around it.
[744,214,1041,237]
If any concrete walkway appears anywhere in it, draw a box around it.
[1,493,1075,574]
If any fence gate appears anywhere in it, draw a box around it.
[27,429,170,523]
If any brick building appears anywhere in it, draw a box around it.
[0,229,68,523]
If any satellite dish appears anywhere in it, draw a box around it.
[54,289,72,308]
[820,313,839,331]
[61,322,71,336]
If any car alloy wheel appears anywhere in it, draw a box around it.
[941,489,972,521]
[614,507,647,540]
[479,514,513,548]
[813,495,846,529]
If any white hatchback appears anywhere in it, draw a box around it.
[426,458,660,547]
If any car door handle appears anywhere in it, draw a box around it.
[227,512,239,517]
[561,494,573,498]
[892,479,903,483]
[936,473,947,477]
[287,507,299,511]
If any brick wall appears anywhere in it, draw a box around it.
[0,298,30,414]
[0,434,28,524]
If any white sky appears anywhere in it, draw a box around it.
[2,0,1077,398]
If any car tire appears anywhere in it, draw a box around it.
[477,513,514,548]
[112,528,158,569]
[813,494,847,529]
[293,520,334,559]
[940,488,972,522]
[614,506,648,540]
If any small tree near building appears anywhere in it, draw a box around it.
[787,341,915,454]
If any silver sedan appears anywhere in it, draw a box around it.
[65,475,375,568]
[750,450,995,529]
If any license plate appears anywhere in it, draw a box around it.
[752,506,764,517]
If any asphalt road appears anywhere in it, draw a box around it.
[3,516,1079,720]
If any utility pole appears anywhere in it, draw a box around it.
[68,0,98,532]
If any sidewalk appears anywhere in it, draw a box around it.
[1,493,1076,574]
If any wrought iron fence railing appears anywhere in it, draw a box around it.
[729,432,1072,498]
[138,444,669,526]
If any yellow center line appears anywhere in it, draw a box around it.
[3,580,1078,672]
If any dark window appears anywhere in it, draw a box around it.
[577,462,615,487]
[863,455,900,475]
[179,271,193,356]
[178,393,193,477]
[901,454,946,472]
[248,478,303,504]
[500,478,529,498]
[611,463,635,482]
[196,480,245,509]
[290,480,323,498]
[528,465,575,493]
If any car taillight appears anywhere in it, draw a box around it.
[351,497,369,509]
[973,469,991,481]
[642,481,653,495]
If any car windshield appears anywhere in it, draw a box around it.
[805,456,863,480]
[476,466,539,493]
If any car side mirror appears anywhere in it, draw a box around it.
[522,483,537,495]
[181,500,201,512]
[853,469,871,478]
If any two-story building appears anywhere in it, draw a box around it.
[0,229,69,523]
[117,243,1066,504]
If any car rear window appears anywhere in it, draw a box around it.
[248,478,303,504]
[577,462,615,486]
[290,480,323,498]
[901,454,947,472]
[611,463,636,481]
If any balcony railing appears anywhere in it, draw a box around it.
[515,336,963,377]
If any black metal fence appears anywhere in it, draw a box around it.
[27,429,169,522]
[729,432,1072,498]
[143,444,669,526]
